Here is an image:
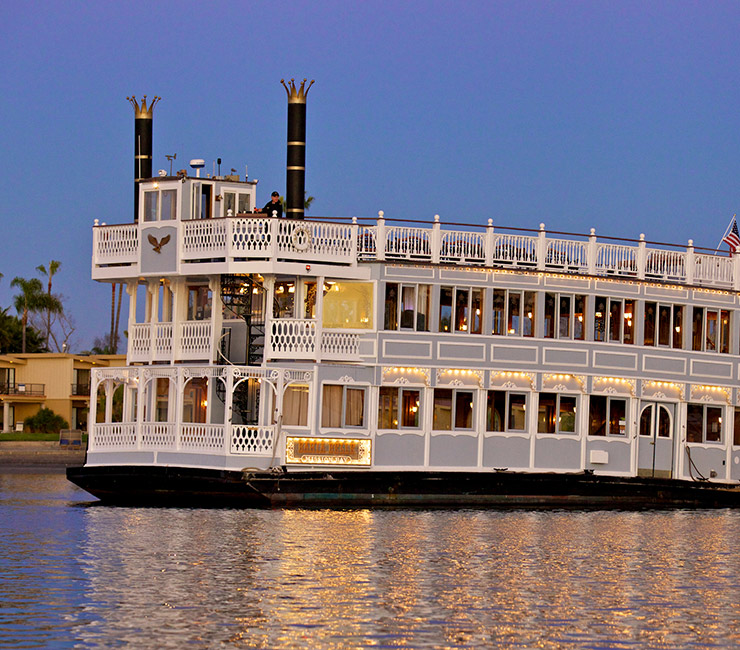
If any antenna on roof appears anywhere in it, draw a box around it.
[166,153,176,175]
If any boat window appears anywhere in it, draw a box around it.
[323,282,373,329]
[471,289,483,334]
[494,290,534,337]
[692,307,704,351]
[609,299,622,342]
[720,310,730,354]
[537,393,576,434]
[588,396,627,436]
[623,300,634,344]
[283,384,309,427]
[321,384,366,429]
[559,296,571,338]
[544,293,556,338]
[188,286,212,321]
[734,407,740,446]
[492,289,506,335]
[384,283,398,330]
[486,390,527,432]
[687,403,723,444]
[439,287,453,332]
[574,295,586,340]
[594,297,607,342]
[274,279,296,318]
[303,281,317,319]
[143,191,158,222]
[706,310,718,351]
[222,191,251,217]
[182,377,207,423]
[384,283,430,331]
[644,302,656,346]
[451,288,482,334]
[378,387,421,429]
[433,389,474,431]
[160,190,176,220]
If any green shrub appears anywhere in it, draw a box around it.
[23,408,69,434]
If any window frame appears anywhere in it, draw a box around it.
[588,395,628,437]
[320,384,368,430]
[687,403,723,444]
[492,289,535,337]
[537,392,578,435]
[384,282,431,332]
[377,386,422,430]
[486,390,528,433]
[433,388,476,431]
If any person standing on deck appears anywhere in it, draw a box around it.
[259,191,283,218]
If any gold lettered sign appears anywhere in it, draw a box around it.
[285,437,372,466]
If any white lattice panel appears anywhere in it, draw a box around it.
[546,238,587,269]
[153,322,173,361]
[694,253,733,287]
[230,218,272,254]
[270,319,316,357]
[182,219,227,259]
[645,249,686,280]
[231,426,275,455]
[128,324,151,362]
[385,227,431,259]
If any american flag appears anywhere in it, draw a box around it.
[723,217,740,251]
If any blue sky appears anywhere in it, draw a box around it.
[1,1,739,350]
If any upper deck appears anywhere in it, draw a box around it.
[93,204,740,291]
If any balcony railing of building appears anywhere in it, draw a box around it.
[129,321,213,363]
[0,383,46,396]
[92,214,740,290]
[71,383,91,396]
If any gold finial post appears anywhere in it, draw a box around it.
[127,95,161,119]
[280,78,314,104]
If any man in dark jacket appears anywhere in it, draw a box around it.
[259,191,283,218]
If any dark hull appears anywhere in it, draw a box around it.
[67,465,740,509]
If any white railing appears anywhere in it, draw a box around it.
[231,425,275,455]
[646,249,686,281]
[546,238,588,270]
[230,218,272,256]
[153,322,173,361]
[269,319,317,358]
[180,423,225,452]
[182,219,228,259]
[141,423,176,449]
[128,323,151,362]
[492,233,538,266]
[695,253,734,286]
[385,226,431,260]
[93,216,740,291]
[93,224,138,263]
[321,331,360,360]
[596,243,638,276]
[178,320,212,360]
[441,230,485,263]
[89,423,137,450]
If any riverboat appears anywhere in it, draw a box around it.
[68,83,740,507]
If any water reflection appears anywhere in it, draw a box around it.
[2,473,740,648]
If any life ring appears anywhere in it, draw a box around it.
[291,224,312,252]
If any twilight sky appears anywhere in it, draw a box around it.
[1,1,739,350]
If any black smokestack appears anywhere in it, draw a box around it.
[127,95,160,222]
[281,79,314,220]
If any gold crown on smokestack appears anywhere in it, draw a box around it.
[127,95,161,118]
[281,78,314,104]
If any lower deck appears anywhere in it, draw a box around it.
[88,363,740,485]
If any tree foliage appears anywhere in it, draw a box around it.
[24,407,69,434]
[0,307,45,353]
[11,276,63,353]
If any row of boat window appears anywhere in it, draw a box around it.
[384,283,732,353]
[300,384,740,445]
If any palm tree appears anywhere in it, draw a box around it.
[11,276,62,353]
[35,260,61,350]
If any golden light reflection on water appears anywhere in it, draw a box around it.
[3,474,740,649]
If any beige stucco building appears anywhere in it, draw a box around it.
[0,353,126,432]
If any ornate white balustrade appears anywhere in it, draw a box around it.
[267,319,361,361]
[93,215,740,290]
[128,321,212,363]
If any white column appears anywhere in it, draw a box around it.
[209,276,223,363]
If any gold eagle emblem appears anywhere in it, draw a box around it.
[147,233,171,254]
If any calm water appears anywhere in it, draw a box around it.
[2,472,740,649]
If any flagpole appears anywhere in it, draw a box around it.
[716,214,736,253]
